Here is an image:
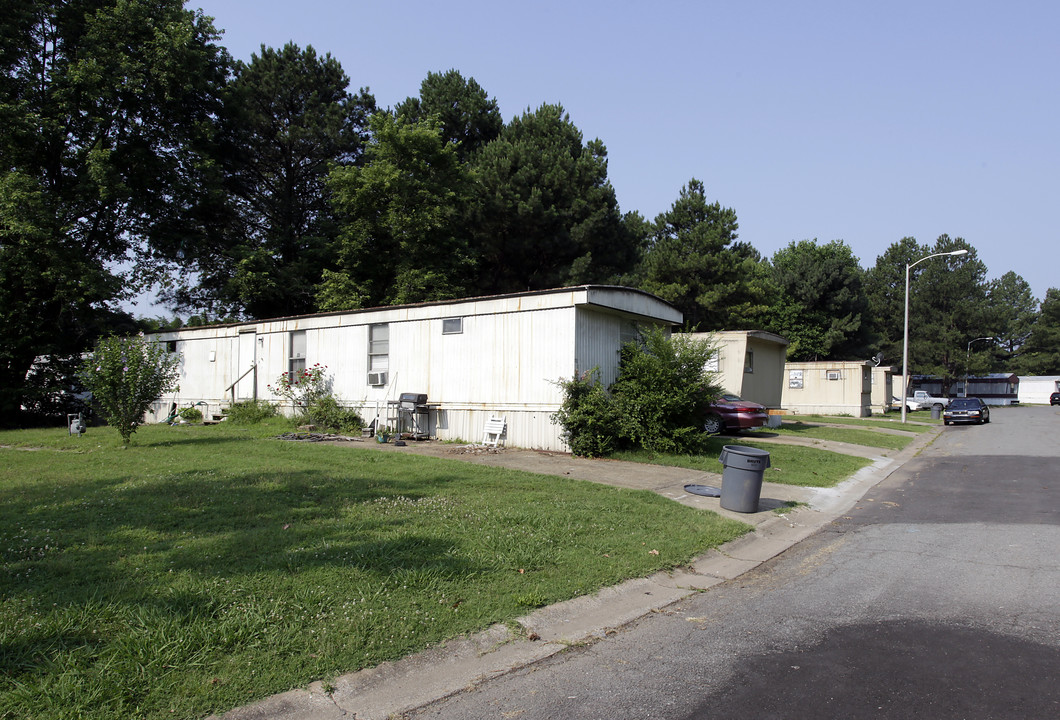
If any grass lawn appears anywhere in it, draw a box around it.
[769,422,914,451]
[785,414,939,432]
[612,436,872,488]
[0,421,750,720]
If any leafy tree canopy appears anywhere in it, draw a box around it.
[765,239,872,360]
[470,103,639,293]
[395,69,502,161]
[78,334,181,444]
[1016,288,1060,375]
[635,179,770,331]
[0,0,227,419]
[983,271,1037,367]
[905,235,989,384]
[165,42,376,319]
[863,237,928,368]
[321,113,475,310]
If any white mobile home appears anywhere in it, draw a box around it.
[1018,376,1060,404]
[145,286,682,451]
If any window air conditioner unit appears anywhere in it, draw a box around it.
[368,371,387,386]
[826,371,841,381]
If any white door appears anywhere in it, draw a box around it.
[236,332,257,400]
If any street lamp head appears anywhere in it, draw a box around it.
[902,247,970,421]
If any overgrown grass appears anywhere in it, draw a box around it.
[0,422,749,720]
[612,436,872,488]
[769,422,914,451]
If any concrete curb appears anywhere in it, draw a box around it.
[211,425,941,720]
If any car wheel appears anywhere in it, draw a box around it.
[704,414,724,434]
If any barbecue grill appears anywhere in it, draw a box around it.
[397,392,430,439]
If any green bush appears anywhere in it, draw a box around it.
[177,406,203,422]
[225,399,279,424]
[551,328,721,457]
[300,394,364,434]
[611,329,720,455]
[551,369,620,457]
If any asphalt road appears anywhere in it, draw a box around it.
[408,405,1060,719]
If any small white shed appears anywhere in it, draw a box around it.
[145,285,682,451]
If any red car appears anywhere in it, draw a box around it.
[704,393,769,434]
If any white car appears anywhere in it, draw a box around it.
[894,396,920,412]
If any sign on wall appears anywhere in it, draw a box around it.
[788,369,803,389]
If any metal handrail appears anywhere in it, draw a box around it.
[224,363,257,402]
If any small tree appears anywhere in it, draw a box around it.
[550,369,621,458]
[611,328,721,454]
[79,334,181,444]
[551,329,721,457]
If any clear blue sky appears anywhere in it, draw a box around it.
[170,0,1059,305]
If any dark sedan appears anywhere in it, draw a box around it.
[704,393,769,434]
[1050,392,1060,406]
[943,397,991,425]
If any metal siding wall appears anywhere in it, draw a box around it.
[575,308,624,386]
[145,289,676,448]
[781,362,872,417]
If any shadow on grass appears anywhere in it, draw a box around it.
[0,465,485,679]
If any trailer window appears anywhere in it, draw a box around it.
[369,324,389,373]
[289,331,306,381]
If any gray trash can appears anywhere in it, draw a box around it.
[931,405,942,420]
[718,445,771,513]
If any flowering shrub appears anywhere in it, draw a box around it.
[78,334,181,444]
[268,364,362,432]
[268,363,329,408]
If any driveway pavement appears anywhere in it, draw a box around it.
[210,421,941,720]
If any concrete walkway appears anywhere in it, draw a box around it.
[209,424,942,720]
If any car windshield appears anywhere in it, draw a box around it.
[949,399,980,409]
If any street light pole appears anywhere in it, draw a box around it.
[964,336,995,397]
[901,249,969,423]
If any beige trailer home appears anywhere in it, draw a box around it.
[781,360,874,417]
[686,330,788,408]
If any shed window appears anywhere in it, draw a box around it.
[165,340,177,353]
[368,324,389,373]
[289,331,306,381]
[744,350,754,373]
[442,318,463,335]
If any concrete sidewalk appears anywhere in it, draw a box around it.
[210,425,941,720]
